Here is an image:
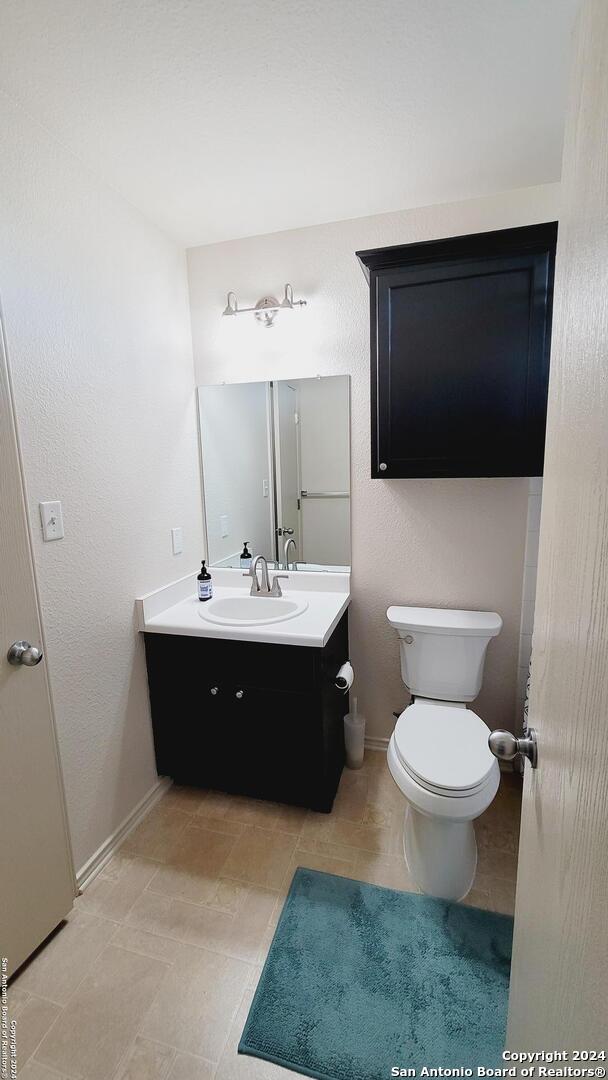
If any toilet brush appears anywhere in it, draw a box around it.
[344,696,366,769]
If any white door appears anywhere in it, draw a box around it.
[506,0,608,1049]
[0,316,74,976]
[297,375,351,568]
[274,381,301,561]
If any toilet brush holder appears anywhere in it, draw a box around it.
[344,697,365,769]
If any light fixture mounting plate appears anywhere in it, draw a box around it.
[254,296,280,327]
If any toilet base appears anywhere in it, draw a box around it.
[403,806,477,902]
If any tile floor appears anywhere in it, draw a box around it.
[11,752,521,1080]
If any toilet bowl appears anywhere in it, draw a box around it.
[386,605,502,902]
[388,699,499,900]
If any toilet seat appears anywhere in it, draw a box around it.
[387,735,500,823]
[393,700,496,797]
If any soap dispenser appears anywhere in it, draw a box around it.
[197,560,213,601]
[239,542,252,570]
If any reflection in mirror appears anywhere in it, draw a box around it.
[197,376,350,571]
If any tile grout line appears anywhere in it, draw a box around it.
[30,937,173,1075]
[112,1013,177,1080]
[106,925,183,964]
[15,996,72,1076]
[123,935,247,1080]
[117,923,267,969]
[211,973,256,1080]
[15,909,123,1006]
[121,810,193,863]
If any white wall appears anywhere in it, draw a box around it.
[198,382,273,565]
[188,183,561,740]
[0,93,203,872]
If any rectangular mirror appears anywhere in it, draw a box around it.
[197,375,350,571]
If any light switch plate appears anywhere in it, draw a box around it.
[220,515,229,538]
[39,500,64,541]
[171,527,183,555]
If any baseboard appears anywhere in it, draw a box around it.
[364,735,389,753]
[76,776,172,891]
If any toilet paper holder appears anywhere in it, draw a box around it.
[335,660,354,692]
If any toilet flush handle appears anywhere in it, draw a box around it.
[488,728,538,769]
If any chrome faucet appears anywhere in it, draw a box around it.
[283,537,297,570]
[249,554,271,594]
[244,554,288,597]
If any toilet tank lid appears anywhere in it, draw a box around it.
[387,606,502,637]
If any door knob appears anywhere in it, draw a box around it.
[7,640,44,667]
[235,689,244,699]
[488,727,538,768]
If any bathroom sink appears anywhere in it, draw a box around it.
[198,594,308,627]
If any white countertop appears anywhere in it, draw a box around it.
[136,568,350,648]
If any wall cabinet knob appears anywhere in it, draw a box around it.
[379,462,387,472]
[235,689,244,699]
[210,686,219,695]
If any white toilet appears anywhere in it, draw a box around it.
[386,605,502,902]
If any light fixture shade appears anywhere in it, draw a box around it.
[280,283,294,309]
[222,291,238,316]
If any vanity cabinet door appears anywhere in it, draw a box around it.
[165,682,324,809]
[230,684,321,806]
[188,684,239,790]
[143,613,348,813]
[143,633,229,783]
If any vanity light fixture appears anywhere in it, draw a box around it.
[221,283,307,327]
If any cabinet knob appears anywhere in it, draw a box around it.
[235,689,244,699]
[210,686,219,695]
[379,462,387,472]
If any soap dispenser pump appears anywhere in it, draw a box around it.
[239,542,252,570]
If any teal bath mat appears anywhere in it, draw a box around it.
[239,868,513,1080]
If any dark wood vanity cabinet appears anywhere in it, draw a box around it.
[143,612,349,813]
[357,222,557,478]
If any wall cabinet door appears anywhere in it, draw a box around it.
[357,223,557,478]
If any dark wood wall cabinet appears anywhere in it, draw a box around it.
[144,612,349,814]
[357,222,558,478]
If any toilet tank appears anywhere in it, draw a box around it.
[386,606,502,702]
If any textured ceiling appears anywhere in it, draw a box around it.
[0,0,578,246]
